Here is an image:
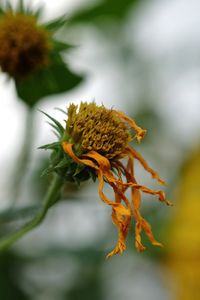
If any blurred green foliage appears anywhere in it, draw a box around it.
[0,252,28,300]
[70,0,140,26]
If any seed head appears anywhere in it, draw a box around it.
[0,12,51,79]
[66,102,131,159]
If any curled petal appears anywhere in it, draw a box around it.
[62,142,98,169]
[114,110,147,143]
[141,218,163,247]
[128,156,163,251]
[82,151,117,183]
[107,210,131,258]
[126,146,165,185]
[97,170,131,217]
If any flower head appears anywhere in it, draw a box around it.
[0,11,51,78]
[41,102,171,258]
[66,102,131,158]
[0,0,83,106]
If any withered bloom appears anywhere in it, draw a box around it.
[42,102,171,258]
[0,11,51,79]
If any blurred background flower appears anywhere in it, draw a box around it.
[0,0,200,299]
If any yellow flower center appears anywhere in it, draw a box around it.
[0,12,51,79]
[66,102,131,159]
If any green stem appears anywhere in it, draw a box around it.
[10,107,34,206]
[0,174,64,251]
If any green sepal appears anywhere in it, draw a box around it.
[41,166,55,177]
[38,142,61,150]
[54,156,71,169]
[88,169,97,182]
[54,107,68,116]
[50,148,63,165]
[40,110,97,185]
[0,0,42,17]
[17,0,25,13]
[72,168,92,184]
[47,122,62,137]
[16,0,43,17]
[74,164,85,176]
[34,7,43,19]
[44,14,68,31]
[52,40,74,52]
[39,110,64,136]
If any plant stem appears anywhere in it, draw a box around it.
[9,107,34,206]
[0,174,64,251]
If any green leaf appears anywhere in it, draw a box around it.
[15,52,83,107]
[70,0,140,26]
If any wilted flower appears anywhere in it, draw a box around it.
[41,102,171,258]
